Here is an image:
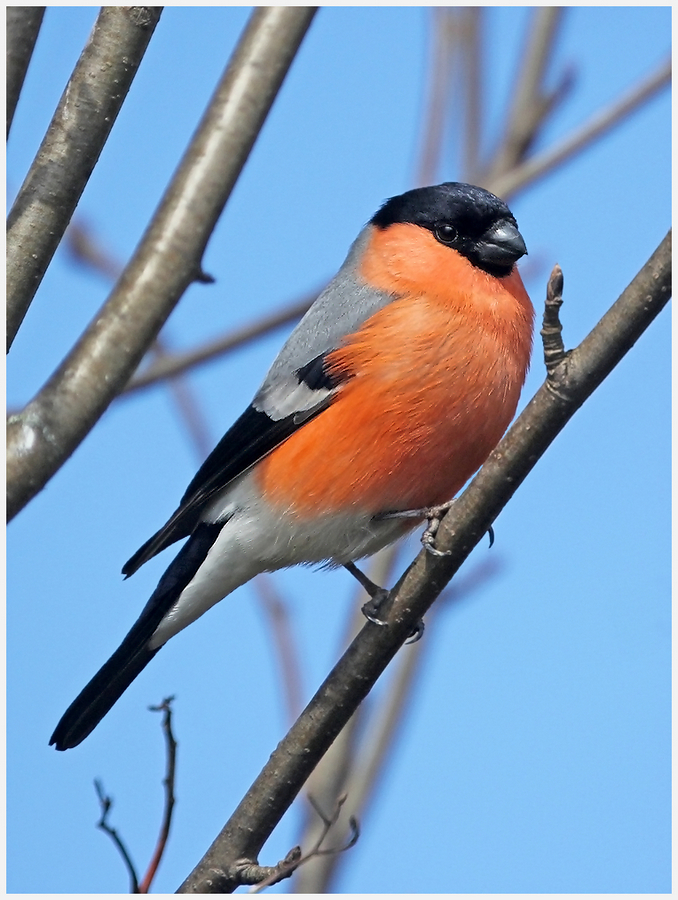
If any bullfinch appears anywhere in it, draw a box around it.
[50,182,534,750]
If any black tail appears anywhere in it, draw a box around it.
[49,635,160,750]
[50,521,225,750]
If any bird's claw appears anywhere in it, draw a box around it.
[405,619,425,644]
[361,592,390,626]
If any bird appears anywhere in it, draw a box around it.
[50,182,534,751]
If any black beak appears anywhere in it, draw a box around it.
[477,219,528,267]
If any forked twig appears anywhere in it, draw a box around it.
[94,779,140,894]
[137,698,178,893]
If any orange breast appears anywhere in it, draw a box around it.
[256,224,534,517]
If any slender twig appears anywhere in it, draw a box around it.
[485,8,569,181]
[489,58,671,200]
[124,292,318,393]
[254,575,306,725]
[94,779,140,894]
[64,220,215,458]
[415,8,457,187]
[7,7,162,350]
[6,6,46,138]
[249,795,359,893]
[7,7,318,522]
[460,7,484,184]
[177,234,670,893]
[137,698,178,894]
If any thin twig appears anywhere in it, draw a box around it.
[489,58,671,200]
[7,7,161,350]
[94,779,140,894]
[254,575,306,725]
[7,7,318,522]
[124,292,318,394]
[415,8,457,186]
[460,7,484,183]
[138,698,178,893]
[249,795,359,893]
[485,8,570,181]
[177,234,670,893]
[64,221,215,458]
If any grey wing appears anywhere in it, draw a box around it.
[254,226,399,420]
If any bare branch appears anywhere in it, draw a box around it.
[124,292,319,394]
[6,6,45,138]
[293,557,504,893]
[6,7,318,522]
[460,7,484,183]
[485,8,570,181]
[415,8,457,186]
[490,58,671,200]
[254,575,306,725]
[94,779,140,894]
[177,233,670,893]
[138,698,179,894]
[6,7,162,350]
[249,796,359,893]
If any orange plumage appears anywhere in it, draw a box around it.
[256,223,533,516]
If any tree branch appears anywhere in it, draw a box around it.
[138,698,178,894]
[490,57,671,200]
[6,7,162,350]
[485,7,570,181]
[176,233,670,893]
[123,292,319,394]
[6,6,45,139]
[6,7,318,522]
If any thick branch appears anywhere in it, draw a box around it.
[6,7,162,350]
[6,6,45,138]
[6,7,318,522]
[177,235,670,893]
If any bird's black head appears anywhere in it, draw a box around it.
[371,182,527,278]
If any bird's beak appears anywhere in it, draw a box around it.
[477,219,528,267]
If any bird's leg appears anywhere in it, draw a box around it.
[378,501,495,553]
[344,561,390,625]
[343,562,425,645]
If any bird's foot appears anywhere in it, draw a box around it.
[344,561,424,642]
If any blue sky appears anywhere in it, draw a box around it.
[7,7,671,894]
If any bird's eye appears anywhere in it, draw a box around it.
[435,224,458,245]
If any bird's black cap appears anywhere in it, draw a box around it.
[371,182,527,277]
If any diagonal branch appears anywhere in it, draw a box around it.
[6,6,46,139]
[6,7,318,522]
[490,57,671,200]
[6,7,162,351]
[176,235,671,893]
[123,292,319,394]
[485,7,570,182]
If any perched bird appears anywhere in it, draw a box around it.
[50,182,534,751]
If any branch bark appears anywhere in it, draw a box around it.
[6,6,162,350]
[6,6,318,522]
[177,235,671,893]
[6,6,45,138]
